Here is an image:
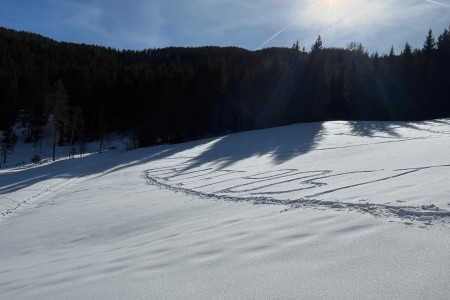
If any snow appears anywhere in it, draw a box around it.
[1,119,450,299]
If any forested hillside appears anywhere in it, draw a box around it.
[1,26,449,149]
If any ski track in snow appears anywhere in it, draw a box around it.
[3,119,450,226]
[1,178,73,217]
[143,163,450,226]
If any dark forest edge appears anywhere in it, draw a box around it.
[0,25,449,163]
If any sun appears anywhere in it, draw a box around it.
[325,0,347,7]
[292,0,384,34]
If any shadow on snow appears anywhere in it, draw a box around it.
[180,122,325,171]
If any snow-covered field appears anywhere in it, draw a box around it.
[1,120,450,299]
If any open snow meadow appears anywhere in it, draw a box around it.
[1,119,450,299]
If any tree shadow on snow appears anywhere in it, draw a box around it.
[180,122,325,171]
[348,121,416,138]
[0,141,205,195]
[4,118,445,196]
[347,119,450,138]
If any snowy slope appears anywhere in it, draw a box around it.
[1,120,450,299]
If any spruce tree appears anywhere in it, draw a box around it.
[311,35,323,53]
[423,28,436,57]
[45,79,69,161]
[0,126,17,167]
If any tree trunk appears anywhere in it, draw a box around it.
[98,136,104,154]
[52,122,57,161]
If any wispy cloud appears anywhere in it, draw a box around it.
[257,15,301,50]
[1,0,448,51]
[425,0,450,8]
[150,0,290,47]
[46,0,170,48]
[57,1,104,34]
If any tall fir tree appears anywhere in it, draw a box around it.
[0,126,18,167]
[45,79,69,161]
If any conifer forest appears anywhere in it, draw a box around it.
[1,26,449,148]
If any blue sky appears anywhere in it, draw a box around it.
[0,0,449,53]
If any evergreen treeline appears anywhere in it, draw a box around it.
[1,26,449,150]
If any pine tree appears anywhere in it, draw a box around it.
[311,35,323,53]
[388,45,395,61]
[401,42,412,57]
[423,28,436,57]
[292,40,300,52]
[45,79,69,161]
[0,126,18,167]
[68,106,82,158]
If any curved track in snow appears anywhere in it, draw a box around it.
[143,162,450,226]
